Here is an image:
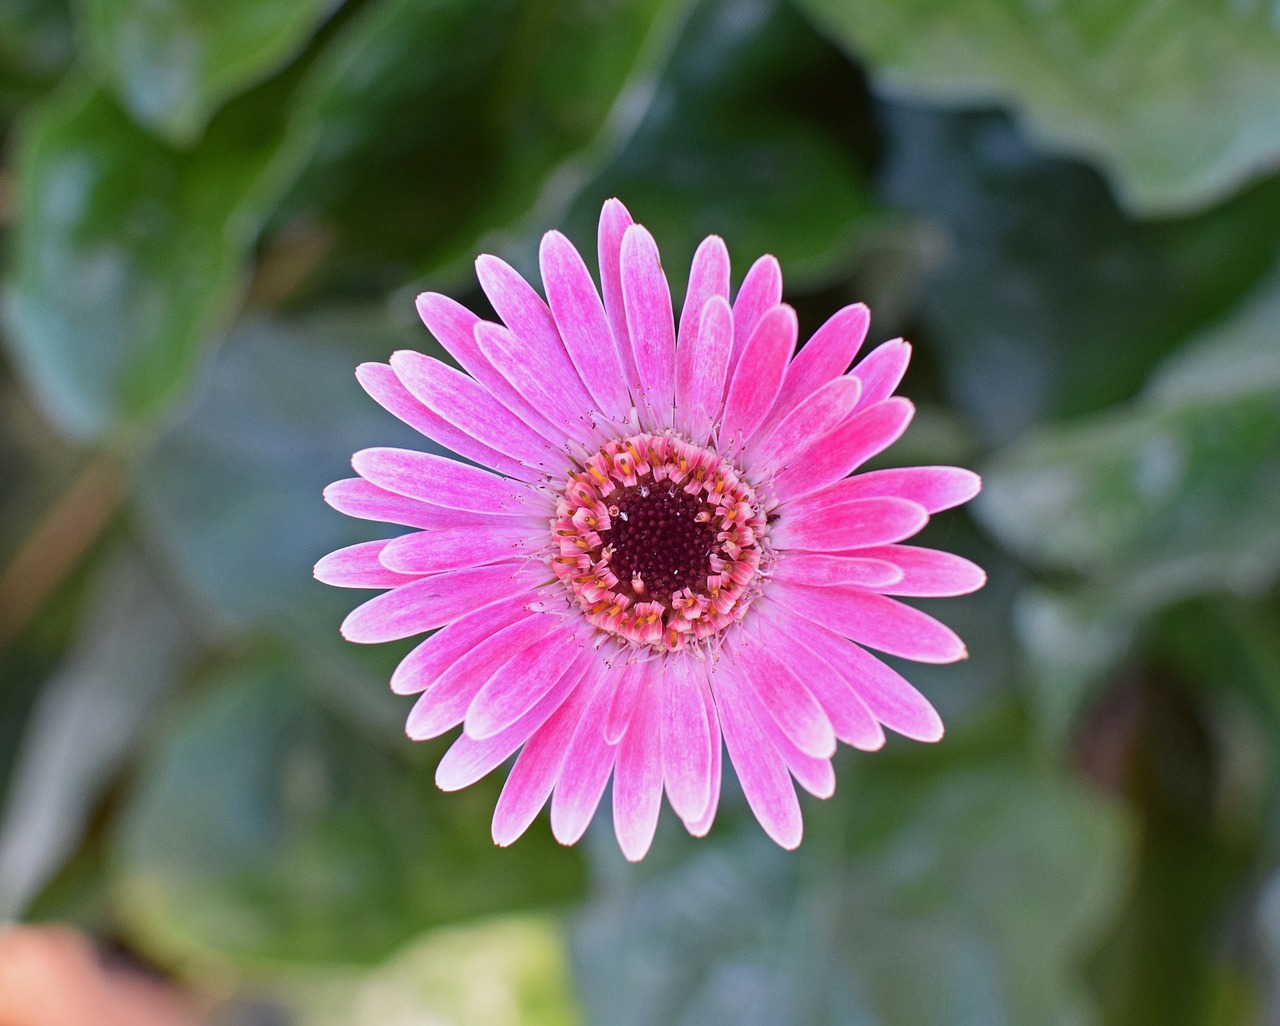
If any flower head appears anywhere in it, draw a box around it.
[315,199,984,859]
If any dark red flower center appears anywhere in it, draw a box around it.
[605,484,719,606]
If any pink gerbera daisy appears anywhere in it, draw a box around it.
[315,199,984,860]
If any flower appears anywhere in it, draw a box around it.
[315,199,984,860]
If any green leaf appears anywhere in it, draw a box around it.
[0,0,74,104]
[559,0,874,291]
[76,0,338,144]
[281,0,682,286]
[573,759,1128,1025]
[0,545,193,918]
[135,311,440,730]
[113,662,585,967]
[2,82,304,443]
[976,271,1280,610]
[797,0,1280,215]
[878,106,1280,444]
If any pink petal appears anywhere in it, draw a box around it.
[465,621,593,739]
[677,235,731,355]
[405,612,561,738]
[739,683,835,798]
[437,649,592,792]
[759,303,869,437]
[612,680,664,861]
[474,254,594,410]
[772,398,915,502]
[854,545,988,597]
[682,295,734,445]
[756,606,885,751]
[313,540,424,589]
[748,376,861,472]
[713,667,801,849]
[730,631,836,758]
[415,292,562,443]
[675,235,731,438]
[805,465,982,514]
[771,580,968,664]
[719,304,796,453]
[324,478,485,530]
[772,497,928,552]
[604,659,647,744]
[851,339,911,411]
[475,321,593,445]
[727,254,782,386]
[621,224,676,430]
[598,198,642,398]
[389,594,537,695]
[356,363,535,482]
[390,351,557,468]
[352,447,541,516]
[378,523,529,574]
[540,230,630,422]
[785,621,944,741]
[683,669,722,837]
[661,656,714,826]
[491,657,598,846]
[551,660,623,845]
[772,554,905,590]
[341,564,533,644]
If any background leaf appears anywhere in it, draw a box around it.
[796,0,1280,214]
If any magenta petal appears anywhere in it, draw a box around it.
[788,622,944,742]
[727,255,783,385]
[661,656,714,825]
[389,595,536,696]
[682,295,734,445]
[379,523,528,574]
[851,339,911,411]
[313,540,424,590]
[598,198,642,398]
[356,363,535,482]
[465,623,593,739]
[491,663,596,846]
[719,304,796,453]
[405,612,560,738]
[855,545,988,597]
[731,632,836,759]
[760,303,869,437]
[540,230,630,422]
[324,478,480,530]
[390,351,557,468]
[749,375,861,471]
[773,554,905,590]
[475,321,592,444]
[773,496,928,552]
[811,465,982,514]
[341,564,533,644]
[551,662,622,845]
[612,681,664,861]
[772,580,968,664]
[772,397,915,502]
[621,224,676,430]
[714,667,802,849]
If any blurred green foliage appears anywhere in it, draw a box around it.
[0,0,1278,1023]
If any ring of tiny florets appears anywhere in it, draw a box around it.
[551,433,768,652]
